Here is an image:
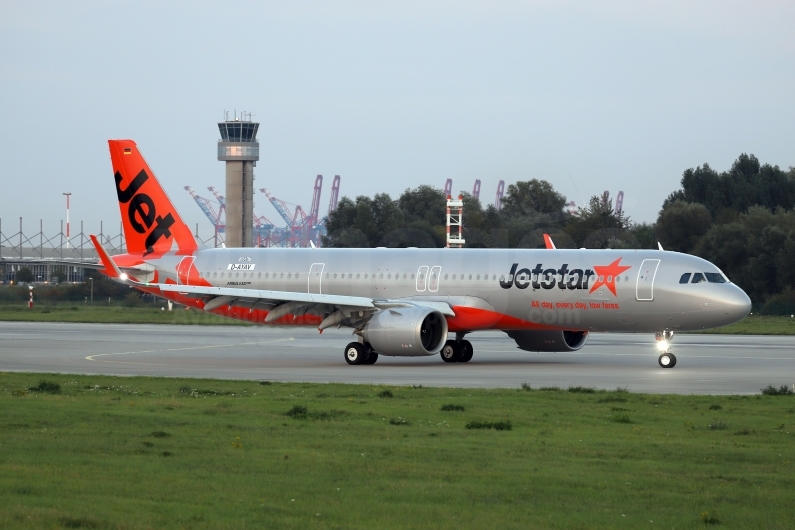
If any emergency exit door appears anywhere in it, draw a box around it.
[636,259,660,301]
[308,263,324,294]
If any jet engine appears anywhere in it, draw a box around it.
[505,330,589,352]
[362,307,448,356]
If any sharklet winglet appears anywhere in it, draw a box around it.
[89,235,123,278]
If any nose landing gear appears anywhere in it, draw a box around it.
[658,352,676,368]
[655,331,676,368]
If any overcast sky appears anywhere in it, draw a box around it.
[1,1,793,241]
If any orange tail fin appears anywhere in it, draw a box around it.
[108,140,197,256]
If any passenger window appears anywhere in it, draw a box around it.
[691,273,705,283]
[704,273,726,283]
[679,273,691,284]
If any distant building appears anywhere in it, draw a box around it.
[1,259,87,284]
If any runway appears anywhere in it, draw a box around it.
[1,321,794,394]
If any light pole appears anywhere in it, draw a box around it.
[89,277,93,303]
[63,193,72,249]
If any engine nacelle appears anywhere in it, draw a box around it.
[505,330,589,352]
[363,307,448,357]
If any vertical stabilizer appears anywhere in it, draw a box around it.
[108,140,197,256]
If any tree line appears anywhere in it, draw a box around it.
[657,154,795,307]
[323,153,795,307]
[323,181,642,250]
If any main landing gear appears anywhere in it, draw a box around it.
[655,331,676,369]
[440,335,473,363]
[344,342,378,365]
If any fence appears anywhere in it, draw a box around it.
[0,218,126,259]
[0,218,239,259]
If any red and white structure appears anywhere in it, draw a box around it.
[446,195,465,249]
[63,192,71,248]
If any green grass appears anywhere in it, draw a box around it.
[0,304,252,325]
[689,314,795,335]
[1,374,794,529]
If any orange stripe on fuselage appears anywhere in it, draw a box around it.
[447,305,567,332]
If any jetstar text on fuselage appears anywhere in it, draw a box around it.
[500,258,632,296]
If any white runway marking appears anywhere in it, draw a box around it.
[85,338,295,363]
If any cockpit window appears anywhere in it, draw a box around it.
[704,272,726,283]
[679,273,691,284]
[691,273,706,283]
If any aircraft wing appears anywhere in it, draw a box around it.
[154,283,454,329]
[158,284,375,310]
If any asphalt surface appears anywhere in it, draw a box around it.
[1,321,794,394]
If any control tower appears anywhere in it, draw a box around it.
[218,112,259,247]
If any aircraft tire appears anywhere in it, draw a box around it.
[459,340,473,363]
[658,352,676,369]
[440,340,461,363]
[363,345,379,365]
[344,342,365,365]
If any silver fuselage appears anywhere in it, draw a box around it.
[144,247,751,333]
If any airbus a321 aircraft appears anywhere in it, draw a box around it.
[89,140,751,369]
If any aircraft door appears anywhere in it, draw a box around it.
[416,266,429,292]
[308,263,325,294]
[176,256,196,285]
[636,259,660,301]
[429,266,441,292]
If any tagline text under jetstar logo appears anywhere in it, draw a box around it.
[115,169,175,255]
[499,259,631,296]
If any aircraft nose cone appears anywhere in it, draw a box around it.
[723,285,752,323]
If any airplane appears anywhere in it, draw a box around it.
[89,140,751,369]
